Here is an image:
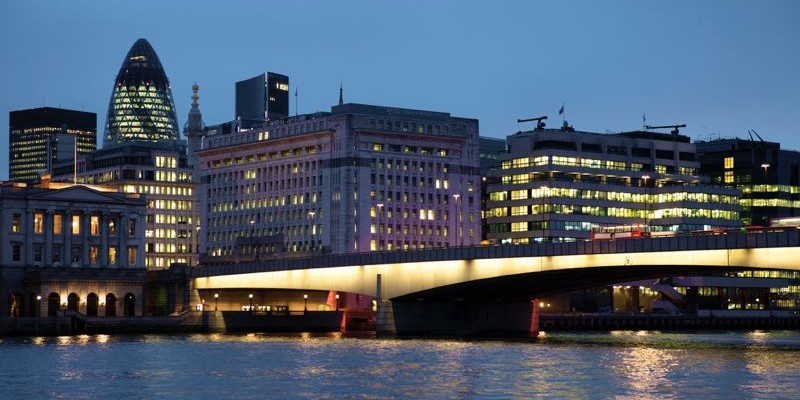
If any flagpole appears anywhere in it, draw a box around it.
[295,87,298,117]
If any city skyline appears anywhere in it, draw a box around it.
[2,1,799,180]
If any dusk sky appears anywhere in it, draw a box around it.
[1,1,798,180]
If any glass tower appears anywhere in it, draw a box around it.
[104,38,179,146]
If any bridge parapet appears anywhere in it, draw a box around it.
[193,230,800,278]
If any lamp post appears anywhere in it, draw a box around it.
[248,293,253,313]
[376,203,384,250]
[303,294,308,313]
[540,186,548,242]
[759,163,770,225]
[452,194,461,247]
[214,293,219,311]
[307,210,316,251]
[642,175,650,229]
[195,225,201,266]
[335,293,340,311]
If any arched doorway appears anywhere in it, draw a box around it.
[86,293,99,316]
[8,293,23,317]
[48,293,60,316]
[105,294,117,317]
[123,293,136,317]
[67,293,79,312]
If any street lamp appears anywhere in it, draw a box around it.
[303,294,308,312]
[36,295,41,318]
[376,203,384,250]
[214,293,219,311]
[335,293,340,311]
[248,293,253,313]
[452,194,461,247]
[642,175,650,229]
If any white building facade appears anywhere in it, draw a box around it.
[197,103,481,260]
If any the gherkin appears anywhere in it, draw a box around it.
[104,38,179,146]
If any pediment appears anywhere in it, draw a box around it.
[29,185,134,205]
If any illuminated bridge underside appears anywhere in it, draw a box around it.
[194,244,800,301]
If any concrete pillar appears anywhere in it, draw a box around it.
[119,214,128,267]
[24,210,33,264]
[82,209,90,267]
[100,212,109,267]
[65,211,72,266]
[375,274,397,336]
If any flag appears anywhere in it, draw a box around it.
[558,105,564,115]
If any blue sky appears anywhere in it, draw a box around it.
[1,1,798,180]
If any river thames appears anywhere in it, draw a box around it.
[1,331,799,399]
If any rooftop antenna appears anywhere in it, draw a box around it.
[645,123,686,135]
[294,86,298,116]
[518,115,548,131]
[750,129,765,142]
[338,82,343,106]
[747,130,754,141]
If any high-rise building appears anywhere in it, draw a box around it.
[484,125,742,243]
[696,138,800,225]
[104,38,179,146]
[8,107,96,183]
[235,72,290,129]
[197,103,480,261]
[54,39,198,270]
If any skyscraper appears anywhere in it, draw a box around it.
[104,38,179,146]
[235,72,289,129]
[8,107,96,183]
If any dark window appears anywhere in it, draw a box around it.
[581,143,602,153]
[607,146,627,155]
[679,151,695,161]
[12,244,21,262]
[656,150,674,159]
[632,147,650,158]
[535,140,577,151]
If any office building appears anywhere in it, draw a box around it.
[0,179,147,319]
[197,103,481,261]
[54,40,198,270]
[235,72,290,129]
[104,38,180,146]
[8,107,96,183]
[696,137,800,226]
[485,125,742,243]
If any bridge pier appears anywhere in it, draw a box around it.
[389,300,540,338]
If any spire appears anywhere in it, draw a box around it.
[338,83,344,106]
[184,83,205,169]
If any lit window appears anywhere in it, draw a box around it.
[109,247,117,265]
[128,247,137,266]
[724,170,734,184]
[54,215,63,234]
[724,157,734,169]
[12,214,20,233]
[72,215,81,235]
[91,216,100,235]
[34,213,44,234]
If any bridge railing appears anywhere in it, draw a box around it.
[192,230,800,277]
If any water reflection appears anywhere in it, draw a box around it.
[0,331,798,399]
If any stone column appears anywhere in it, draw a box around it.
[375,274,397,336]
[100,212,109,267]
[64,211,72,266]
[45,210,54,266]
[137,212,146,268]
[24,210,34,264]
[83,209,91,267]
[119,214,128,267]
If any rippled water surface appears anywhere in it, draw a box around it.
[1,331,799,399]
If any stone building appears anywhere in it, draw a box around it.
[0,179,147,323]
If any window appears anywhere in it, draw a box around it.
[109,218,117,235]
[91,216,100,235]
[511,222,528,232]
[12,214,20,233]
[724,170,734,184]
[12,244,21,262]
[128,219,136,236]
[109,247,117,265]
[724,157,734,169]
[72,247,81,263]
[53,245,61,263]
[34,213,44,234]
[34,245,42,262]
[128,247,137,266]
[53,215,63,234]
[72,215,80,235]
[90,246,99,265]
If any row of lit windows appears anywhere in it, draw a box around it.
[501,156,697,176]
[11,213,136,236]
[489,188,738,205]
[371,143,449,157]
[12,242,137,267]
[487,205,738,220]
[209,146,321,169]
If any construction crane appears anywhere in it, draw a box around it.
[518,115,548,131]
[645,124,686,135]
